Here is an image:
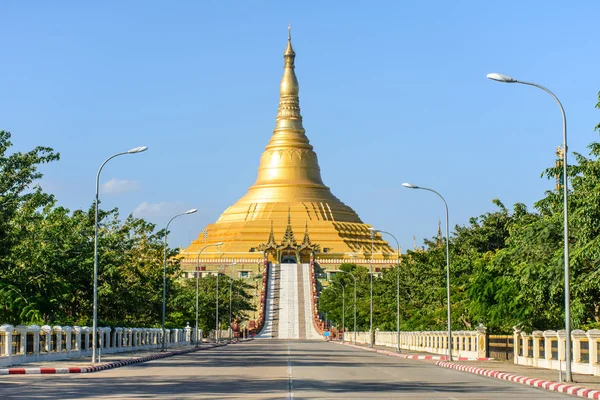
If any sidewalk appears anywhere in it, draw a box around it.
[337,341,488,360]
[0,342,229,375]
[338,341,600,399]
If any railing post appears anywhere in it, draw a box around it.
[0,324,14,361]
[28,325,41,361]
[41,325,52,353]
[127,328,133,349]
[513,326,521,363]
[476,324,487,359]
[532,330,543,366]
[72,326,81,353]
[586,329,600,375]
[185,323,191,343]
[520,331,529,364]
[53,326,63,353]
[572,329,586,363]
[15,325,27,356]
[557,329,567,362]
[63,326,73,353]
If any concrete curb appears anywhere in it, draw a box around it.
[338,341,491,361]
[436,360,600,399]
[0,343,226,375]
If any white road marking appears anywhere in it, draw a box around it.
[287,342,294,399]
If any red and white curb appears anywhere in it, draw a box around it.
[0,343,225,375]
[436,361,600,399]
[339,341,491,361]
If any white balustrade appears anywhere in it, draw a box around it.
[514,328,600,376]
[0,323,193,367]
[347,325,488,359]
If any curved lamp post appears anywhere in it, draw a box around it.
[370,228,401,352]
[331,281,345,342]
[487,72,571,382]
[369,229,375,347]
[402,182,452,361]
[216,262,236,343]
[336,269,357,344]
[93,145,147,363]
[195,242,223,346]
[162,208,197,351]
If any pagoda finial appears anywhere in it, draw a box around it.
[277,27,301,123]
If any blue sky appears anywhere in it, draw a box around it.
[1,1,599,252]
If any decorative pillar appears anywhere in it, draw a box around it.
[52,326,63,353]
[41,325,52,352]
[586,329,600,370]
[520,331,529,360]
[513,326,521,363]
[571,329,586,363]
[557,330,567,361]
[15,325,27,355]
[185,323,191,343]
[97,327,104,351]
[532,330,543,364]
[542,330,552,360]
[111,328,118,349]
[72,326,81,352]
[476,324,487,358]
[80,327,90,351]
[63,326,73,353]
[0,324,14,358]
[28,325,41,359]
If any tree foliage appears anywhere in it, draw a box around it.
[319,92,600,334]
[0,130,253,329]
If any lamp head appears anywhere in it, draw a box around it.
[127,146,148,154]
[185,208,198,214]
[215,242,224,246]
[402,182,419,189]
[486,73,517,83]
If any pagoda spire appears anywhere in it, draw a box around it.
[280,208,298,247]
[277,26,301,121]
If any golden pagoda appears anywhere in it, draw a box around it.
[179,29,395,269]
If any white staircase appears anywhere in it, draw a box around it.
[278,263,300,339]
[256,263,322,340]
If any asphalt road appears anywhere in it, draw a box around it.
[0,340,573,399]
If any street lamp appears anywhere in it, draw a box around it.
[216,262,236,343]
[195,242,223,346]
[331,281,345,342]
[402,182,452,361]
[162,208,197,351]
[487,72,571,382]
[369,229,374,347]
[229,276,236,342]
[370,228,401,352]
[335,269,357,344]
[92,145,147,363]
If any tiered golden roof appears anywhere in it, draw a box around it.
[180,30,395,265]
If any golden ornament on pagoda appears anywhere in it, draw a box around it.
[179,29,396,267]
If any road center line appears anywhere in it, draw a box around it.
[287,343,294,399]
